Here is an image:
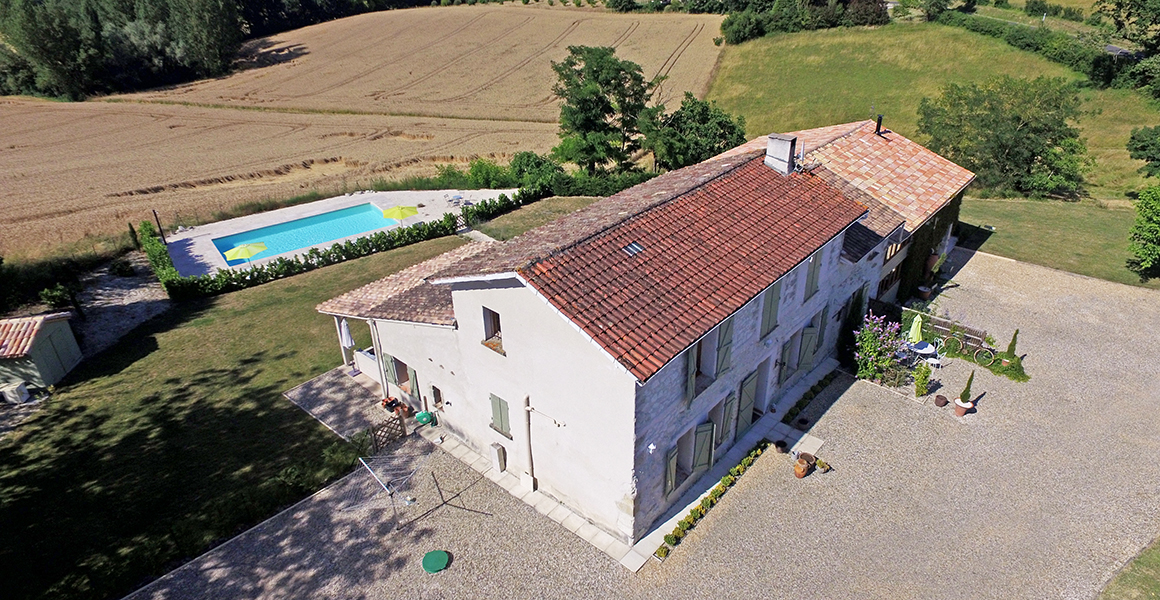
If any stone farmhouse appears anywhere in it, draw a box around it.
[315,120,974,547]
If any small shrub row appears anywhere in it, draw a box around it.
[935,11,1131,88]
[781,371,838,425]
[655,440,771,559]
[719,0,889,45]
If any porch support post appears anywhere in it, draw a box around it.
[368,320,390,400]
[520,395,537,491]
[333,316,351,366]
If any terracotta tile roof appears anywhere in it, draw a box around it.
[316,242,494,325]
[518,156,867,381]
[434,152,761,281]
[788,120,975,232]
[0,312,71,359]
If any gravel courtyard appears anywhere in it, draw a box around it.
[125,250,1160,600]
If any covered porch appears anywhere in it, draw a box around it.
[330,316,424,412]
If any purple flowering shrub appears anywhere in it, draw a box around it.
[854,313,907,381]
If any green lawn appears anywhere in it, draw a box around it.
[1102,539,1160,599]
[0,236,466,600]
[958,197,1159,288]
[474,196,600,240]
[706,22,1160,203]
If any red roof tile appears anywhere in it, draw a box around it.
[518,156,867,381]
[0,312,71,359]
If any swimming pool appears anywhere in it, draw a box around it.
[212,203,399,266]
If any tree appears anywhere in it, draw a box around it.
[551,46,656,174]
[917,76,1093,197]
[1127,126,1160,177]
[1129,186,1160,281]
[642,92,748,170]
[1094,0,1160,53]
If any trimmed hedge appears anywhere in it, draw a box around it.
[139,214,458,300]
[936,11,1130,87]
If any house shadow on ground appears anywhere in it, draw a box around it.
[788,371,858,435]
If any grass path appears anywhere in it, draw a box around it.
[0,237,466,600]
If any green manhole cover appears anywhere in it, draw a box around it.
[422,550,450,573]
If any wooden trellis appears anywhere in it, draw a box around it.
[369,414,406,455]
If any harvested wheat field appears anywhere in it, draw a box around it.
[119,4,724,122]
[0,5,723,258]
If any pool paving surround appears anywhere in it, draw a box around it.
[125,250,1160,600]
[165,189,516,277]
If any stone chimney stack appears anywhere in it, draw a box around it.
[765,133,797,176]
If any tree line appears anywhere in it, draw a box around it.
[0,0,428,99]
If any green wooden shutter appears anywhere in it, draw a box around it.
[664,447,678,495]
[799,327,819,371]
[383,353,398,385]
[738,371,758,433]
[816,305,830,355]
[684,347,697,406]
[719,393,737,446]
[692,422,715,471]
[716,317,734,376]
[490,394,510,436]
[806,254,821,299]
[779,341,793,384]
[760,282,781,338]
[406,366,418,397]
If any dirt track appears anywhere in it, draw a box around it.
[0,5,723,258]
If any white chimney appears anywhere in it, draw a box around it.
[765,133,797,175]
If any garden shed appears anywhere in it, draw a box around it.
[0,312,82,388]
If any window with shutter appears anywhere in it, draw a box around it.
[718,393,737,447]
[760,281,781,338]
[383,353,398,385]
[692,422,715,471]
[799,327,818,371]
[664,448,678,495]
[805,253,821,300]
[406,366,418,397]
[489,394,511,439]
[738,371,758,433]
[816,306,830,353]
[716,317,733,376]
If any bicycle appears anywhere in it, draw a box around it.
[938,335,998,366]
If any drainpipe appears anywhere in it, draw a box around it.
[521,395,537,491]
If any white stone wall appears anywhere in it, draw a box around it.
[370,320,466,418]
[443,278,641,543]
[631,233,857,539]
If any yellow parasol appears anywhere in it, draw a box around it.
[382,206,419,221]
[225,242,267,261]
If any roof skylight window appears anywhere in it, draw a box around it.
[622,241,644,256]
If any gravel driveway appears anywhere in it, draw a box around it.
[125,250,1160,600]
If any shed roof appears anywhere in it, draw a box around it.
[0,312,71,359]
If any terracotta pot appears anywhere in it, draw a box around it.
[934,395,949,407]
[1001,358,1011,367]
[794,458,811,478]
[954,399,973,417]
[917,285,932,300]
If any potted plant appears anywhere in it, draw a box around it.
[1002,329,1019,367]
[954,370,975,417]
[917,285,933,300]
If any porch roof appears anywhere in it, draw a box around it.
[316,242,494,325]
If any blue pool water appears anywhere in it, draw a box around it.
[213,203,399,266]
